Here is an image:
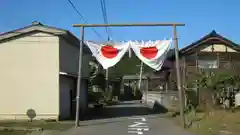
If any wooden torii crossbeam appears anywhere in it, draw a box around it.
[72,22,185,128]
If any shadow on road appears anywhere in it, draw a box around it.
[81,101,168,121]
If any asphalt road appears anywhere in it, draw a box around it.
[58,101,196,135]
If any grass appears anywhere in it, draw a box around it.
[173,110,240,135]
[0,120,74,131]
[0,131,29,135]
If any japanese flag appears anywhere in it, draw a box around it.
[85,41,130,69]
[130,39,172,71]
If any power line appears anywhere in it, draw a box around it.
[67,0,103,39]
[100,0,112,41]
[100,0,108,24]
[100,0,108,39]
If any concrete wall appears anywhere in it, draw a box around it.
[0,32,59,120]
[59,37,91,117]
[142,91,179,111]
[59,38,91,78]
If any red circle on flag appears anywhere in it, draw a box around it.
[140,47,158,59]
[101,45,118,59]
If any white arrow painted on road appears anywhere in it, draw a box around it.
[128,117,146,122]
[128,122,148,128]
[128,117,150,135]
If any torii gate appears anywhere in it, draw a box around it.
[72,23,185,128]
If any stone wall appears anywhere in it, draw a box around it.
[142,91,180,112]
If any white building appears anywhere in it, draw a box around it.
[0,21,91,120]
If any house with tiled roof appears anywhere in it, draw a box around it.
[168,30,240,90]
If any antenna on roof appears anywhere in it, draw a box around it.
[32,21,42,26]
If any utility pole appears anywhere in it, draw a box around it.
[75,26,84,127]
[173,25,185,128]
[105,68,109,100]
[138,62,144,90]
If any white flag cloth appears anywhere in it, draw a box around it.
[130,39,172,71]
[85,41,130,69]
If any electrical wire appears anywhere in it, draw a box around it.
[67,0,104,39]
[100,0,112,41]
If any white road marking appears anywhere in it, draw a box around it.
[128,117,146,122]
[128,122,148,128]
[128,117,150,135]
[128,127,149,131]
[128,130,144,135]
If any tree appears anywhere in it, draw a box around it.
[187,69,240,109]
[89,61,106,91]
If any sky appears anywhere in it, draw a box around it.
[1,0,240,48]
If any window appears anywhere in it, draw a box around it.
[198,54,218,69]
[198,60,218,69]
